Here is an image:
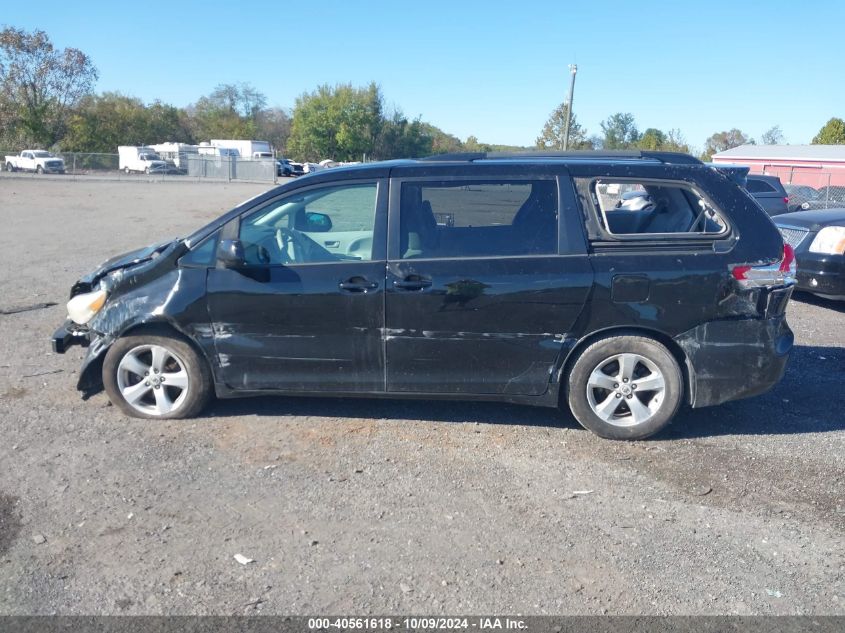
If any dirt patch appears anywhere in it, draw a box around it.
[0,386,27,400]
[0,493,22,554]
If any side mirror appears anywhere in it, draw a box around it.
[297,211,332,232]
[217,239,245,267]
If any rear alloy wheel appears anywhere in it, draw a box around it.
[566,335,682,439]
[103,335,211,419]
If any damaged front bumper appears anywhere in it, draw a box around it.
[676,286,794,408]
[51,320,90,354]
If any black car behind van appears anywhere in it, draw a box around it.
[53,151,795,439]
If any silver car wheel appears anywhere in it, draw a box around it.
[585,353,666,428]
[115,344,190,416]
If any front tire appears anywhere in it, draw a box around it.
[565,335,683,440]
[103,334,212,419]
[36,165,43,174]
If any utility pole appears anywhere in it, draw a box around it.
[562,64,578,150]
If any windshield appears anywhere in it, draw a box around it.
[31,151,52,158]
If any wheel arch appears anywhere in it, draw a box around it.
[558,326,694,406]
[79,319,215,397]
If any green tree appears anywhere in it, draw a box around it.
[535,102,591,150]
[463,135,494,153]
[702,128,754,160]
[0,26,97,147]
[638,128,667,151]
[600,113,640,149]
[761,125,784,145]
[812,118,845,144]
[635,128,690,153]
[287,82,383,162]
[419,123,463,155]
[63,93,191,152]
[373,110,433,159]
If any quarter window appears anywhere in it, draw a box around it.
[587,179,727,236]
[398,180,558,259]
[745,178,777,194]
[239,183,378,264]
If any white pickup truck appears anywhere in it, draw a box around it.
[4,150,66,174]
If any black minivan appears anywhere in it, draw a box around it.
[52,151,796,439]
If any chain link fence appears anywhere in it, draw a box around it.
[2,150,280,183]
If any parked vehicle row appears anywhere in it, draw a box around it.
[52,150,796,440]
[786,184,845,211]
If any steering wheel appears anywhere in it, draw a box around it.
[275,227,307,263]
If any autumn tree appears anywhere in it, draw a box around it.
[702,129,754,160]
[0,26,97,147]
[187,83,269,142]
[761,125,784,145]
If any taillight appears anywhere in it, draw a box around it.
[731,245,796,288]
[783,196,790,205]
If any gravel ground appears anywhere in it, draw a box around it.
[0,177,843,616]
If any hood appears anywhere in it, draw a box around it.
[773,208,845,231]
[74,239,179,291]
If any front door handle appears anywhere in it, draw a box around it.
[339,276,378,293]
[393,277,432,291]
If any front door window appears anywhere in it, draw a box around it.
[239,183,378,265]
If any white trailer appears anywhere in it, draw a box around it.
[149,143,199,171]
[118,146,169,174]
[209,139,273,159]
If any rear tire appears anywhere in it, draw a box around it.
[102,334,212,420]
[5,162,13,172]
[565,335,683,440]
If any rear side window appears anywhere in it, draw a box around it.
[583,179,728,236]
[745,178,777,193]
[398,180,558,259]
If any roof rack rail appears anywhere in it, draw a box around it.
[420,150,702,165]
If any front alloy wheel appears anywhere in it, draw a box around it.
[116,344,190,416]
[103,334,212,419]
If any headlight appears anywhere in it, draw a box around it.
[808,226,845,255]
[67,289,107,325]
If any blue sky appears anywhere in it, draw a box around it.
[4,1,844,150]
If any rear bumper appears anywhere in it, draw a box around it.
[794,252,845,297]
[675,288,794,408]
